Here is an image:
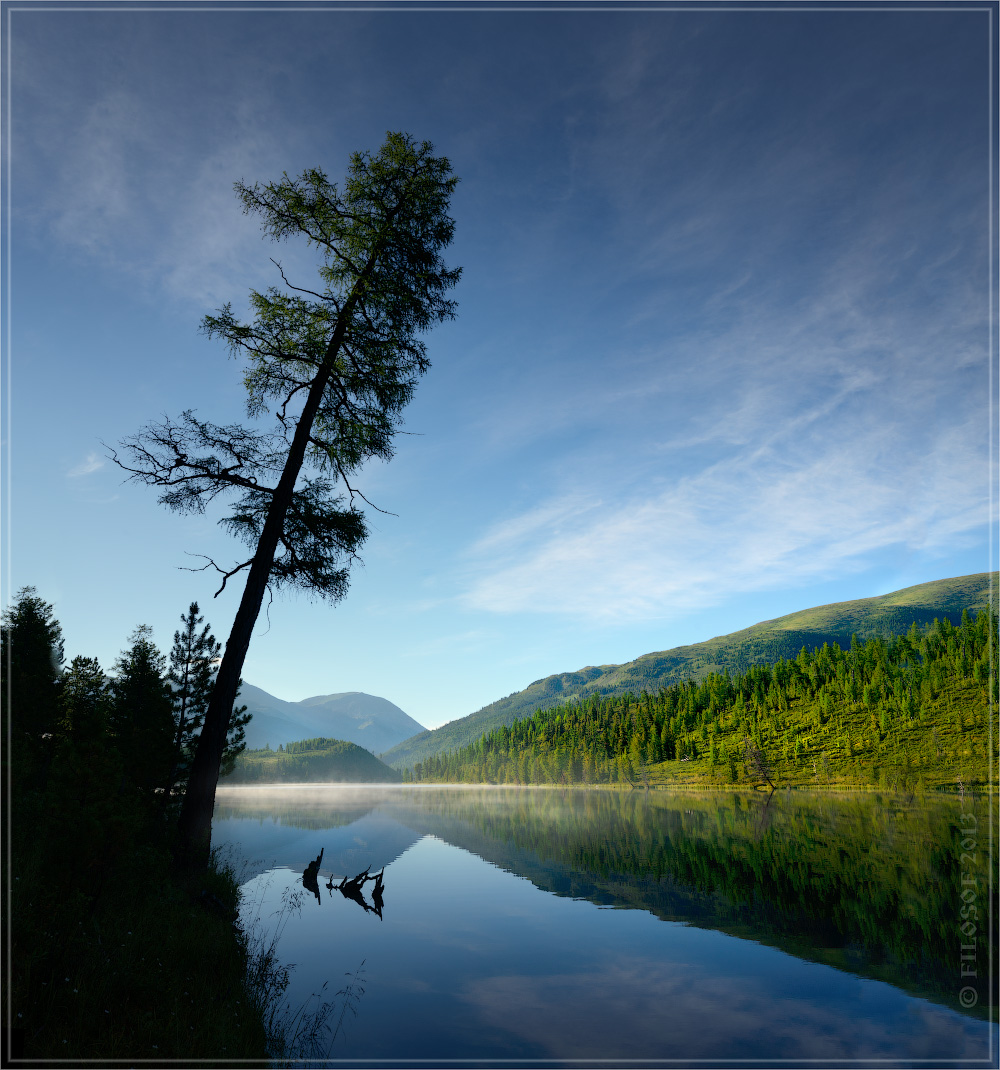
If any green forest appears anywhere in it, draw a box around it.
[381,572,995,769]
[224,737,401,783]
[405,610,997,791]
[3,591,275,1062]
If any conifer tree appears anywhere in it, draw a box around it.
[113,132,461,864]
[2,587,64,743]
[109,626,175,794]
[59,656,110,742]
[168,603,217,783]
[2,587,64,788]
[167,603,252,792]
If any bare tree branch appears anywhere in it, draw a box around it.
[269,258,329,303]
[329,452,397,516]
[178,553,255,597]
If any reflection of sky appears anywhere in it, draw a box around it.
[223,806,996,1065]
[214,810,419,883]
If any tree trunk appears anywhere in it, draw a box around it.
[175,367,332,867]
[175,247,387,868]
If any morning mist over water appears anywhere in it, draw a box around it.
[214,784,996,1067]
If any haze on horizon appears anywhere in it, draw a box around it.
[4,5,993,729]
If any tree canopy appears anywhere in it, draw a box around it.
[112,132,461,864]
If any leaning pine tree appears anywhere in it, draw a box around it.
[112,133,461,865]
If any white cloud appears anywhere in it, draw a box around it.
[67,452,105,478]
[468,495,603,556]
[44,90,154,259]
[460,956,989,1060]
[19,75,305,311]
[460,403,988,622]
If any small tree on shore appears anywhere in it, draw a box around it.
[166,602,251,793]
[742,734,775,791]
[59,656,110,742]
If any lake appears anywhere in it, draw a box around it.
[213,785,997,1067]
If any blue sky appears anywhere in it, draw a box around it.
[3,3,995,730]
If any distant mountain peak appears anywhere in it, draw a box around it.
[239,684,426,752]
[299,690,367,703]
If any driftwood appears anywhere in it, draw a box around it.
[302,848,324,903]
[325,865,385,918]
[300,851,387,915]
[338,864,370,891]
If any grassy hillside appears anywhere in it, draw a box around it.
[223,736,401,783]
[383,572,997,768]
[407,608,996,791]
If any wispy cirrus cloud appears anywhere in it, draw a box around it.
[460,401,987,622]
[13,24,316,312]
[33,86,293,310]
[66,452,105,478]
[461,956,988,1060]
[454,110,987,624]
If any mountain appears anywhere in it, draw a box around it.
[381,572,997,768]
[408,607,994,790]
[223,737,402,784]
[239,685,425,753]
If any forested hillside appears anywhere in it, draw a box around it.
[224,736,401,783]
[383,573,996,768]
[406,609,996,791]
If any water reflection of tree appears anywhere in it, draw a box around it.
[384,788,992,1018]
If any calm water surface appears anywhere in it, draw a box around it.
[213,785,997,1068]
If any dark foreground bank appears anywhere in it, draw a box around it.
[6,808,274,1065]
[3,590,282,1065]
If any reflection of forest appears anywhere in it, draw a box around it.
[377,788,994,1020]
[214,785,993,1019]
